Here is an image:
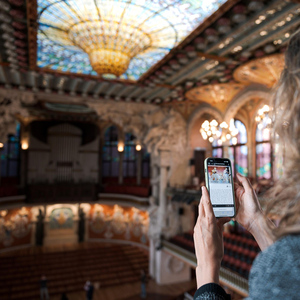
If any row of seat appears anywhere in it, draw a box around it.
[169,230,260,279]
[223,232,260,252]
[0,244,148,300]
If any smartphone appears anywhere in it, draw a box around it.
[204,157,235,218]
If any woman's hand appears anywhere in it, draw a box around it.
[234,173,263,232]
[235,173,275,250]
[193,186,230,288]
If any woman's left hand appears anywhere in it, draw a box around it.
[193,186,230,288]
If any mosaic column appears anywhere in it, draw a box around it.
[157,150,170,232]
[136,150,142,185]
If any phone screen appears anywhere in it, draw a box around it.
[206,158,235,217]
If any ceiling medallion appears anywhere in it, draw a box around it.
[37,0,227,80]
[185,83,246,104]
[233,53,284,87]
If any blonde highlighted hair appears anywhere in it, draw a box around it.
[267,28,300,237]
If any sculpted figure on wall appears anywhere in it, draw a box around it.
[0,89,36,142]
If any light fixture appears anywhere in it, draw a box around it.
[118,143,124,152]
[0,142,3,149]
[200,119,238,145]
[260,31,268,36]
[21,141,29,150]
[136,144,142,151]
[255,105,271,123]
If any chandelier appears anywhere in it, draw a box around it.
[67,20,151,76]
[37,0,227,78]
[255,105,272,130]
[200,119,239,145]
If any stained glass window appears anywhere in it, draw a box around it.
[123,133,137,178]
[142,150,150,179]
[1,122,20,179]
[212,139,223,158]
[256,117,271,179]
[37,0,227,80]
[255,115,282,180]
[229,120,248,177]
[102,126,119,178]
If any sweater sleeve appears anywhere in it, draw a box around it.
[194,283,231,300]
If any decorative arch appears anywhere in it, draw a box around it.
[187,104,223,143]
[224,86,271,123]
[102,122,123,141]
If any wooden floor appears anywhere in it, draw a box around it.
[50,279,196,300]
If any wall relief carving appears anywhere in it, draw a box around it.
[0,89,36,141]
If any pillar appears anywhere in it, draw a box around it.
[136,150,142,185]
[151,165,159,201]
[158,165,168,230]
[118,151,124,184]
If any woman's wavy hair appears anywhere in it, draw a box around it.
[267,28,300,237]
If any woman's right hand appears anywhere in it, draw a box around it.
[234,173,263,232]
[234,173,275,250]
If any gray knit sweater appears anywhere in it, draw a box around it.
[194,234,300,300]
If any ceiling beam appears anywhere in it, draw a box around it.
[196,52,227,62]
[93,82,109,98]
[81,81,96,96]
[69,78,82,96]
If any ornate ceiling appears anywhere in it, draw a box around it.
[185,83,246,108]
[36,0,227,80]
[233,53,285,87]
[0,0,299,114]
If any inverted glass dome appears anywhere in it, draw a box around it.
[37,0,227,80]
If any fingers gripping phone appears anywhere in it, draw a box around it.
[204,157,236,218]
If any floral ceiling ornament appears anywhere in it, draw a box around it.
[185,83,246,111]
[233,53,285,88]
[36,0,227,80]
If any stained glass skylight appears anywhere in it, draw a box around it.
[37,0,227,80]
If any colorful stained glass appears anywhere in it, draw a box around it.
[37,0,227,80]
[256,117,272,179]
[256,143,271,179]
[227,120,248,177]
[102,126,119,177]
[212,147,223,158]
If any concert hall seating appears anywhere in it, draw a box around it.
[169,229,260,279]
[0,244,148,300]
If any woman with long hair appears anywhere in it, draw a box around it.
[193,29,300,299]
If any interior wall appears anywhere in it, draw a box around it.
[0,207,32,251]
[0,203,150,252]
[88,204,149,247]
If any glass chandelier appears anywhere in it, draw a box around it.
[200,119,239,145]
[255,105,272,129]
